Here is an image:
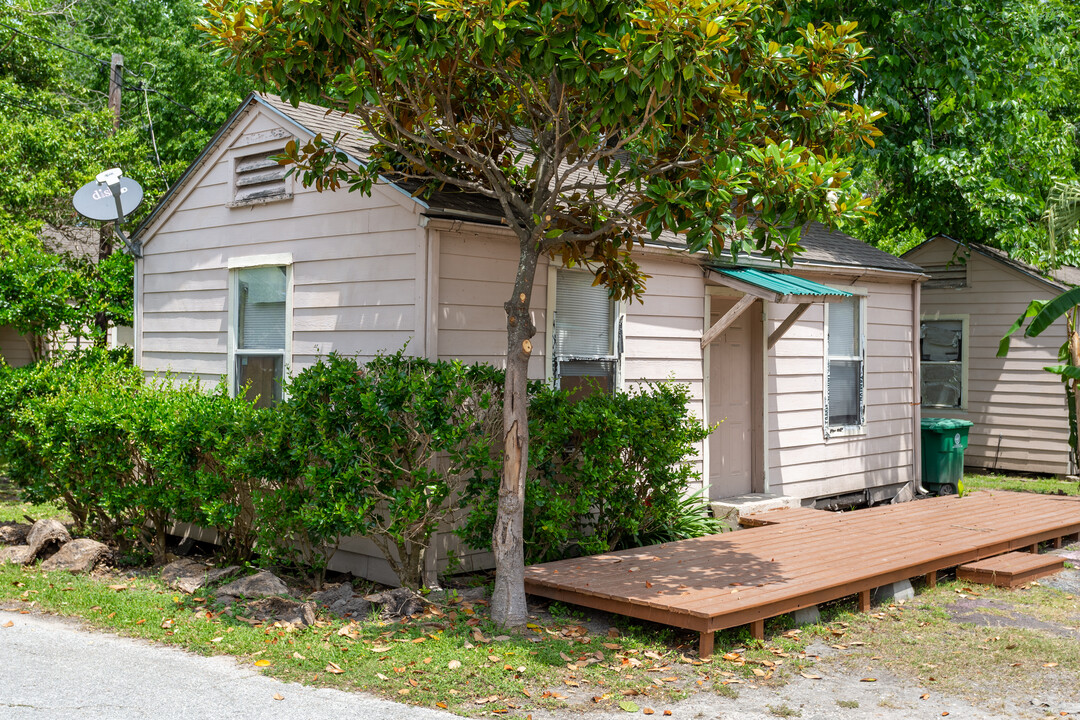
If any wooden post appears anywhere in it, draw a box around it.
[858,589,871,613]
[108,54,123,131]
[750,619,764,640]
[1029,543,1039,554]
[1052,537,1063,549]
[926,570,937,589]
[698,630,714,659]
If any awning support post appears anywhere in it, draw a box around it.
[767,302,812,349]
[701,294,756,348]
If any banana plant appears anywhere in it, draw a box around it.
[999,288,1080,472]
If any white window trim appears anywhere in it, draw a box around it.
[226,138,295,208]
[545,264,625,390]
[824,291,867,438]
[920,312,969,412]
[227,257,294,401]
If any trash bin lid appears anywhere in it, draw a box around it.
[921,417,974,431]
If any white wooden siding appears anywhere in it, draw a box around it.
[767,272,917,499]
[908,238,1071,475]
[0,325,33,367]
[138,104,423,383]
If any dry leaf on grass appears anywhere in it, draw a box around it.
[325,662,345,674]
[254,660,271,667]
[435,702,448,709]
[448,660,462,669]
[210,636,223,643]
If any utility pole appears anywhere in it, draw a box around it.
[95,53,124,345]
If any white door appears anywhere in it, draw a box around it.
[709,298,754,499]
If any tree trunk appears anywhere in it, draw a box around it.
[490,241,540,628]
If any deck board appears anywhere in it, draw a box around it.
[523,491,1080,655]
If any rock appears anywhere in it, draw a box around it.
[0,546,29,565]
[24,518,71,561]
[246,596,316,627]
[310,582,372,619]
[39,538,110,573]
[216,571,289,599]
[161,558,240,594]
[872,579,915,605]
[792,605,821,626]
[363,587,428,619]
[0,523,31,546]
[438,586,489,605]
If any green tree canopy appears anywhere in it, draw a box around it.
[796,0,1080,263]
[204,0,881,625]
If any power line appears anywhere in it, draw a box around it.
[0,19,210,124]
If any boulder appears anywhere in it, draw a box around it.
[310,582,371,619]
[364,587,427,619]
[246,596,316,627]
[0,523,31,546]
[0,546,29,565]
[24,519,71,561]
[216,571,289,600]
[39,538,110,573]
[161,558,240,594]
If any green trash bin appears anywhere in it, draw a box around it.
[920,417,974,496]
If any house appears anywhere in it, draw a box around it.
[903,235,1075,476]
[132,94,927,582]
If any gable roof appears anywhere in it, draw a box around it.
[137,93,924,275]
[903,235,1075,292]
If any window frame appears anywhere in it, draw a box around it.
[823,292,867,438]
[545,265,625,393]
[227,254,293,404]
[920,313,969,411]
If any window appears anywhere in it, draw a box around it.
[921,319,964,408]
[551,269,621,396]
[230,149,290,206]
[826,296,864,432]
[231,264,289,407]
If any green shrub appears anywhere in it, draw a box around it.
[458,381,715,564]
[257,351,502,588]
[128,380,268,562]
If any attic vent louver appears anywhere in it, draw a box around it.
[923,263,967,289]
[230,150,290,206]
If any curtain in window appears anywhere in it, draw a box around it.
[827,297,862,428]
[238,266,286,350]
[555,270,613,356]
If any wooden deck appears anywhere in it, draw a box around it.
[523,491,1080,657]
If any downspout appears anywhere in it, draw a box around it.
[912,278,925,494]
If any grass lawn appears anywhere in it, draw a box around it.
[0,478,69,524]
[963,472,1079,497]
[2,475,1079,716]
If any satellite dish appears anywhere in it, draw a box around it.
[73,169,144,222]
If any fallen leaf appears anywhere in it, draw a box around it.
[920,694,930,700]
[664,712,672,717]
[398,689,410,696]
[448,660,462,669]
[644,651,663,660]
[494,635,511,642]
[643,709,655,715]
[325,662,345,674]
[800,672,822,680]
[292,652,305,660]
[2,621,12,628]
[619,701,640,712]
[435,702,448,709]
[371,645,391,652]
[860,678,877,683]
[211,636,224,643]
[408,679,418,687]
[272,693,284,701]
[160,619,174,629]
[1043,662,1059,668]
[254,660,271,667]
[108,585,128,592]
[560,652,573,662]
[135,619,146,625]
[376,673,389,681]
[607,628,620,638]
[603,643,621,650]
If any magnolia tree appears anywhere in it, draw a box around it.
[203,0,880,626]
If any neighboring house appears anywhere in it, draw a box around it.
[903,235,1075,476]
[0,325,34,367]
[132,94,927,582]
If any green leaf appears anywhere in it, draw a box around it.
[619,701,640,712]
[1028,288,1080,337]
[998,299,1048,356]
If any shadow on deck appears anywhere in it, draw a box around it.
[523,490,1080,657]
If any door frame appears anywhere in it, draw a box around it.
[703,287,768,499]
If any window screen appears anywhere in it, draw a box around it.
[827,297,863,429]
[234,266,287,406]
[553,270,617,395]
[921,319,963,408]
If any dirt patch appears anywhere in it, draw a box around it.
[947,596,1080,639]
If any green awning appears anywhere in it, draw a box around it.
[708,267,852,303]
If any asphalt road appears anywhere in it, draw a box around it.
[0,611,456,720]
